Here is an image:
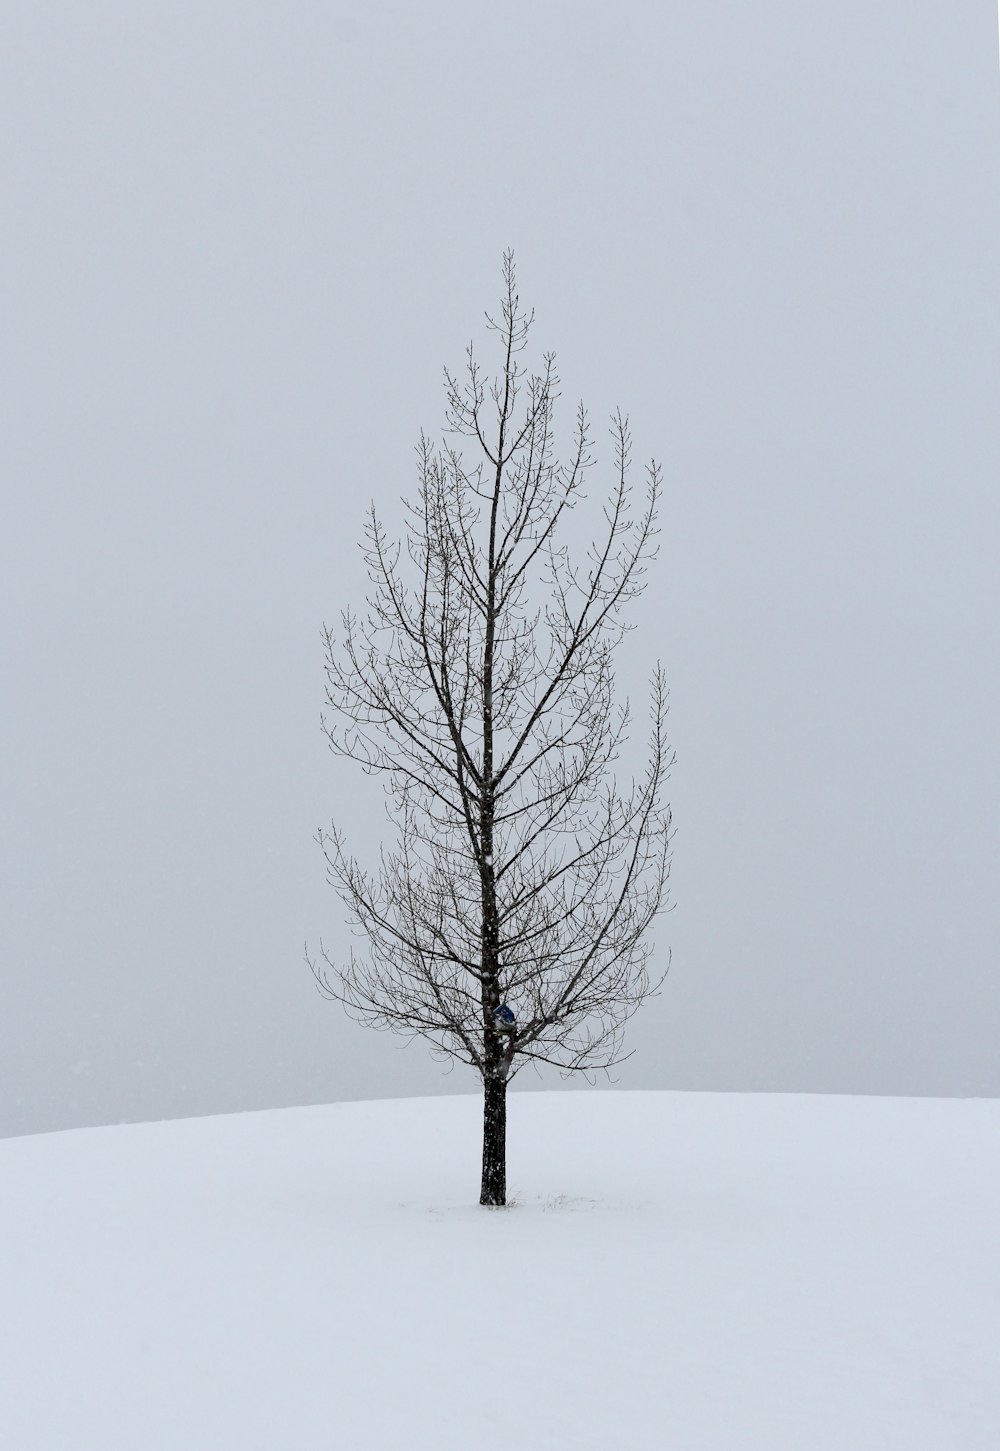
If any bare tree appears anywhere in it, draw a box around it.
[312,255,672,1205]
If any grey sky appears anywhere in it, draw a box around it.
[2,2,998,1137]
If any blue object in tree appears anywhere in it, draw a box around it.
[493,1003,516,1033]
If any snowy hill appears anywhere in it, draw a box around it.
[2,1091,997,1450]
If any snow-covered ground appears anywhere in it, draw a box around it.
[2,1091,997,1450]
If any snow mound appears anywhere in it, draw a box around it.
[2,1091,998,1450]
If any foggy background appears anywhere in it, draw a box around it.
[2,2,998,1138]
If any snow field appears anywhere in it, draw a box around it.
[2,1091,998,1450]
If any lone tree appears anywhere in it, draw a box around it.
[313,255,672,1205]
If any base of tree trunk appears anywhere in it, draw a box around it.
[480,1074,507,1206]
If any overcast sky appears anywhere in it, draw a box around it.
[2,2,998,1137]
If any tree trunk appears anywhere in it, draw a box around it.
[480,1073,507,1206]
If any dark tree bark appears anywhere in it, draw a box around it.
[311,255,673,1206]
[480,1072,507,1207]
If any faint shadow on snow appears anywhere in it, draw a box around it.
[402,1191,640,1218]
